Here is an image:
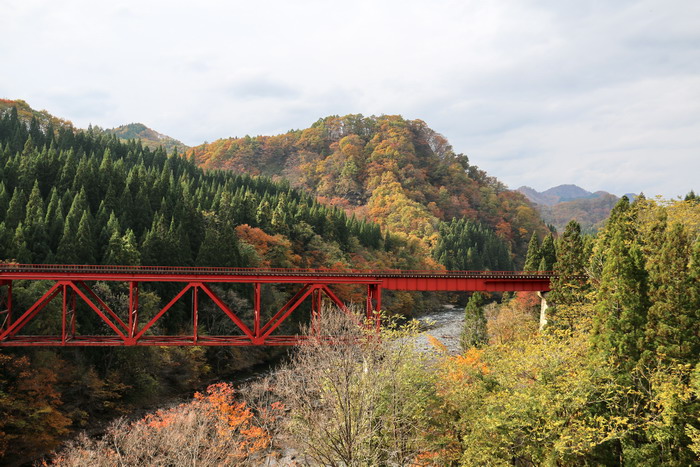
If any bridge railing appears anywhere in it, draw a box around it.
[0,263,555,277]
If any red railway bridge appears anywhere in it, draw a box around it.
[0,264,552,347]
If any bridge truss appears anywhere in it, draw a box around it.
[0,264,551,347]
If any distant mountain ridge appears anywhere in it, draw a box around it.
[517,184,627,233]
[517,184,604,206]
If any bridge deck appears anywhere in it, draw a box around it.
[0,264,553,291]
[0,264,554,346]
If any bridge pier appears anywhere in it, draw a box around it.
[366,284,382,331]
[537,291,549,330]
[0,280,12,332]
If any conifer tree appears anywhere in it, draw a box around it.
[0,222,11,260]
[0,182,8,215]
[5,188,27,229]
[46,201,64,254]
[592,228,648,370]
[75,211,96,264]
[105,229,141,266]
[547,220,589,328]
[539,233,556,271]
[523,232,541,271]
[23,181,50,262]
[643,223,700,364]
[12,222,31,263]
[56,208,80,264]
[460,292,487,350]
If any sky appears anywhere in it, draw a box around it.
[2,0,699,198]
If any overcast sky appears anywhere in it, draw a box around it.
[2,0,699,197]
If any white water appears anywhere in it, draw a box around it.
[412,305,464,355]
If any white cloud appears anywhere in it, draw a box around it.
[1,0,699,197]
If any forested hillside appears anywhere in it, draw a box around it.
[103,123,189,154]
[518,184,622,233]
[0,99,74,131]
[189,114,548,264]
[539,192,620,233]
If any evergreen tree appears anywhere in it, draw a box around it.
[105,229,141,266]
[643,223,700,364]
[12,222,31,263]
[75,211,96,264]
[0,182,8,215]
[56,208,80,264]
[523,232,541,271]
[196,220,241,267]
[592,228,648,370]
[5,188,27,229]
[0,222,11,260]
[460,292,487,350]
[539,233,556,271]
[46,200,64,253]
[548,220,589,327]
[433,218,513,271]
[23,181,50,262]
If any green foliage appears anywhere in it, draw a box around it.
[433,218,513,271]
[591,197,649,370]
[460,292,487,350]
[523,231,541,271]
[539,232,557,270]
[643,222,700,365]
[432,332,627,465]
[0,105,389,268]
[423,196,700,465]
[549,220,590,328]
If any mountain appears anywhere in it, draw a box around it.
[517,184,626,233]
[103,122,189,154]
[0,101,547,265]
[539,193,620,233]
[517,184,599,206]
[188,114,549,263]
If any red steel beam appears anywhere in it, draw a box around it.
[0,264,554,347]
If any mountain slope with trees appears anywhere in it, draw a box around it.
[188,114,548,265]
[518,184,624,233]
[103,122,189,154]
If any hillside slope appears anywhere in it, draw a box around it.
[189,115,548,262]
[539,193,620,233]
[104,122,189,153]
[0,98,75,130]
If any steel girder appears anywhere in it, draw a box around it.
[0,265,554,347]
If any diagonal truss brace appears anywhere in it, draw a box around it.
[0,280,378,346]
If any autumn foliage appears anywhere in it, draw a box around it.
[189,114,548,261]
[0,354,71,460]
[47,383,276,466]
